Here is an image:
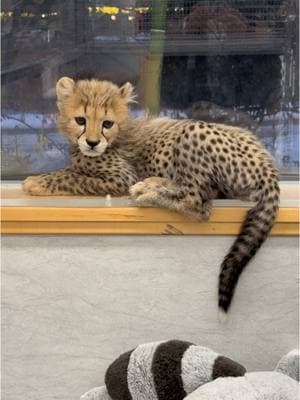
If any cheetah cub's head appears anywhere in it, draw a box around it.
[56,77,134,157]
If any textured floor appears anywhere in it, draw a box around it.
[1,235,299,400]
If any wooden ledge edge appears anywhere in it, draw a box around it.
[1,206,299,236]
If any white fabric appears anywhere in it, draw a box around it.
[181,345,218,394]
[276,349,300,382]
[127,341,162,400]
[80,386,112,400]
[184,372,300,400]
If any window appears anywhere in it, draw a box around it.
[1,0,299,180]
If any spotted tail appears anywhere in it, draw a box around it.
[218,181,280,313]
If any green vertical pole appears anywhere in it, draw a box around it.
[144,0,167,115]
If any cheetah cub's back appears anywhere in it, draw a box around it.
[123,116,279,313]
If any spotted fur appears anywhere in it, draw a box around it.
[23,77,280,312]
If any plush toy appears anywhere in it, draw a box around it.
[184,349,299,400]
[81,343,299,400]
[80,339,246,400]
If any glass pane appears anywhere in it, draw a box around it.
[1,0,299,180]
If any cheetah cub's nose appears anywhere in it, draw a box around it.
[86,139,100,148]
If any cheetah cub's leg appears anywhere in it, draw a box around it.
[23,169,136,196]
[129,177,212,221]
[23,170,73,196]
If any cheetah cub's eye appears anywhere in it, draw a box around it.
[103,120,114,129]
[75,117,86,125]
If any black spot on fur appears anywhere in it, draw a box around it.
[181,160,187,168]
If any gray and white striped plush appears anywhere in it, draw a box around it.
[81,347,299,400]
[81,340,245,400]
[183,349,300,400]
[184,372,300,400]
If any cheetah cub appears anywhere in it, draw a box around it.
[23,77,279,313]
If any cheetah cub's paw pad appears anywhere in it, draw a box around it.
[130,177,166,195]
[22,176,50,196]
[129,180,160,205]
[129,181,149,197]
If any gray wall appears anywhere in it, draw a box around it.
[2,235,299,400]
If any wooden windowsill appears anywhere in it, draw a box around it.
[1,182,299,235]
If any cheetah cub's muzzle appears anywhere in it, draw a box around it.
[75,114,115,157]
[77,132,108,157]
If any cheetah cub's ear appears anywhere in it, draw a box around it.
[119,82,136,103]
[56,77,75,102]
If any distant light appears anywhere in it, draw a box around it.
[135,7,149,14]
[96,6,119,15]
[128,15,135,21]
[21,12,35,17]
[111,15,116,21]
[0,11,13,17]
[41,13,46,18]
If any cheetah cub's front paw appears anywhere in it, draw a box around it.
[129,181,154,205]
[22,176,51,196]
[129,178,162,206]
[129,181,148,198]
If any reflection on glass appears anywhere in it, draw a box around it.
[1,0,299,179]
